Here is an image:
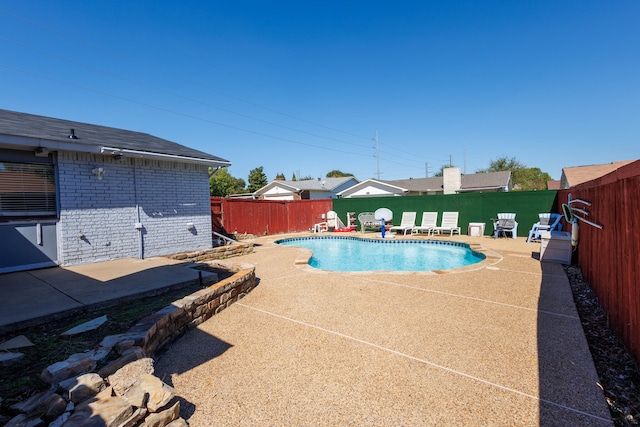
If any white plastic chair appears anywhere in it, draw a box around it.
[526,213,562,242]
[493,213,518,239]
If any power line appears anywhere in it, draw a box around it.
[0,9,373,142]
[0,63,374,158]
[0,7,430,170]
[0,35,373,150]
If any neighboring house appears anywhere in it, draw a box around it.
[0,109,230,273]
[338,168,511,198]
[547,180,561,190]
[560,160,635,189]
[254,177,358,200]
[336,178,408,198]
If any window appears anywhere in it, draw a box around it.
[0,162,57,217]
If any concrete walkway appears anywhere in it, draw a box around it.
[154,234,613,426]
[0,257,215,333]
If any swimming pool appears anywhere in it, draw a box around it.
[276,236,485,272]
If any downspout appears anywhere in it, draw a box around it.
[133,159,143,259]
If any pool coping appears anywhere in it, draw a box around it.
[272,233,502,275]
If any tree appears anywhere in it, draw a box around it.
[247,166,268,192]
[475,157,525,173]
[209,168,246,196]
[275,172,285,180]
[326,170,354,178]
[512,167,552,191]
[291,172,297,181]
[475,156,551,191]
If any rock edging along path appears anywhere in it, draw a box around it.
[4,263,256,427]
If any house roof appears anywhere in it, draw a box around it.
[382,177,442,192]
[257,177,357,195]
[336,178,408,197]
[383,171,511,192]
[0,109,231,167]
[561,160,634,188]
[547,180,561,190]
[281,177,356,191]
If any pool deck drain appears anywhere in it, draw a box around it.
[154,233,613,426]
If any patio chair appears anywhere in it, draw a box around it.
[433,212,461,236]
[526,213,563,243]
[389,211,417,235]
[493,213,518,239]
[357,212,379,232]
[411,212,438,236]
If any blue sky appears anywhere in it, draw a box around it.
[1,1,638,181]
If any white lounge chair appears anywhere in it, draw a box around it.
[526,213,562,242]
[357,212,378,232]
[389,212,416,235]
[433,212,461,236]
[411,212,438,236]
[493,213,518,239]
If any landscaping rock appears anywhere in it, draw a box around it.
[48,411,70,427]
[166,418,189,427]
[59,373,106,403]
[65,394,134,427]
[126,374,175,413]
[0,351,25,366]
[142,400,180,427]
[108,357,155,397]
[0,335,34,350]
[9,390,55,416]
[4,413,45,427]
[41,352,97,385]
[61,315,108,336]
[43,393,67,420]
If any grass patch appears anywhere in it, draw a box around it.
[0,281,209,416]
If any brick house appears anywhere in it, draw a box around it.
[0,109,230,273]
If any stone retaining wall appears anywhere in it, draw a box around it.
[5,263,256,427]
[168,242,254,263]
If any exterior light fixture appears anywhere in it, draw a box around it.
[91,167,105,180]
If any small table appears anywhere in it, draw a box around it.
[468,222,486,237]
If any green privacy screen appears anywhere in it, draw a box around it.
[332,190,559,237]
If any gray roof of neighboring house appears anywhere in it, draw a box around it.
[383,177,443,192]
[383,171,511,192]
[0,109,230,166]
[461,170,511,190]
[273,177,357,191]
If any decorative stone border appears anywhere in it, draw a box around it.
[168,242,254,263]
[6,263,256,426]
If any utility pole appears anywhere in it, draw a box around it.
[374,130,380,180]
[464,149,467,174]
[425,162,429,178]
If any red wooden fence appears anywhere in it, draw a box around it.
[558,160,640,364]
[211,197,333,236]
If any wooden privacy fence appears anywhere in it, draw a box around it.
[211,197,332,236]
[558,160,640,365]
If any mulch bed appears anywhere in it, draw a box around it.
[565,265,640,426]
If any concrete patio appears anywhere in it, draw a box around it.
[154,233,613,426]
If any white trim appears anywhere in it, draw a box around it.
[100,147,231,167]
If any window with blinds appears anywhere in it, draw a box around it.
[0,162,57,217]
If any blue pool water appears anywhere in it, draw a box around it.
[277,236,485,272]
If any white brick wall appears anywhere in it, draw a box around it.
[57,152,213,266]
